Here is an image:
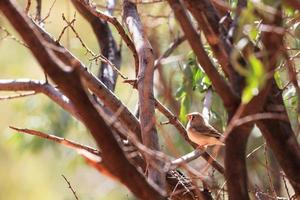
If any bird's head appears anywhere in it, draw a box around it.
[186,112,205,126]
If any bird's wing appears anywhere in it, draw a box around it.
[193,124,223,139]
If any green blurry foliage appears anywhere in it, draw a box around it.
[175,53,211,123]
[242,54,266,103]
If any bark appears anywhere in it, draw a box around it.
[257,81,300,196]
[71,0,121,90]
[182,0,244,92]
[167,0,239,113]
[0,1,165,199]
[73,0,139,76]
[256,4,300,196]
[123,0,166,189]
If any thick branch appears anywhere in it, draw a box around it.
[35,23,142,141]
[167,0,239,113]
[71,0,121,90]
[182,0,234,78]
[0,1,165,199]
[0,79,80,120]
[123,0,166,189]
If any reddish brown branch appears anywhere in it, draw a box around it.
[167,0,239,113]
[182,0,234,78]
[123,0,166,189]
[72,0,139,76]
[9,126,99,155]
[71,0,121,91]
[0,1,165,199]
[0,79,80,120]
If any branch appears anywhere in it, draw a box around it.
[0,1,165,199]
[167,0,239,113]
[0,79,80,120]
[9,126,99,155]
[61,175,79,200]
[123,0,166,189]
[33,22,142,141]
[155,98,225,175]
[182,0,237,81]
[72,0,139,76]
[170,149,205,169]
[154,34,185,70]
[71,0,121,91]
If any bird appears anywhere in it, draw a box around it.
[186,112,224,149]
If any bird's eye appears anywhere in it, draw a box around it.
[191,116,194,120]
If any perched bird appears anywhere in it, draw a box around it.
[186,112,224,148]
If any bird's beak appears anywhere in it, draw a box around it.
[186,114,192,120]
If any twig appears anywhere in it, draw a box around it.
[170,149,205,169]
[61,14,127,80]
[154,35,186,70]
[25,0,31,13]
[74,0,139,76]
[56,17,76,42]
[61,175,79,200]
[0,26,29,48]
[9,126,99,155]
[246,143,266,158]
[41,0,57,23]
[264,145,277,198]
[0,91,37,100]
[282,172,292,200]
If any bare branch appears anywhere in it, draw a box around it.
[61,175,79,200]
[0,1,165,199]
[167,0,239,113]
[9,126,99,155]
[71,0,121,90]
[123,0,166,189]
[170,149,205,170]
[0,79,80,120]
[72,0,139,76]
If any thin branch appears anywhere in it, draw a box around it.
[170,149,205,170]
[154,35,185,70]
[0,91,37,100]
[61,175,79,200]
[0,25,29,48]
[9,126,99,155]
[0,79,80,121]
[72,0,139,76]
[41,0,56,23]
[167,0,239,113]
[264,145,277,198]
[71,0,121,90]
[32,22,142,141]
[0,1,165,198]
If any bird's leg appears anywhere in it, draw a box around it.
[196,145,207,151]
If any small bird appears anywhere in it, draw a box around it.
[186,112,224,149]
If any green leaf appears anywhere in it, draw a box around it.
[175,86,185,99]
[274,70,283,89]
[179,95,190,124]
[242,54,266,103]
